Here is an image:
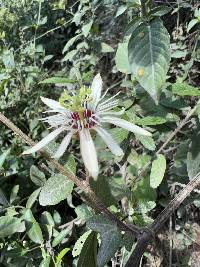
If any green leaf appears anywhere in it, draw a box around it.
[56,248,70,264]
[171,50,187,58]
[75,204,94,221]
[72,230,92,257]
[0,188,9,206]
[40,77,76,84]
[24,209,44,244]
[135,116,167,125]
[0,216,22,237]
[101,42,114,53]
[0,148,11,169]
[115,5,127,17]
[39,256,51,267]
[10,185,19,204]
[39,174,74,206]
[82,20,93,37]
[115,42,131,74]
[41,211,55,226]
[62,50,77,62]
[64,154,77,174]
[150,154,166,188]
[91,176,116,207]
[136,135,156,151]
[128,18,171,103]
[133,176,157,201]
[171,83,200,96]
[77,232,97,267]
[87,215,122,267]
[63,34,82,54]
[30,165,46,187]
[187,132,200,180]
[149,6,171,17]
[52,227,72,247]
[187,19,198,32]
[26,188,41,209]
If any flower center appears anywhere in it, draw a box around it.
[71,109,97,129]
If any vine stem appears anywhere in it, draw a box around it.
[0,112,141,237]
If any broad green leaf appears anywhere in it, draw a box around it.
[26,188,41,209]
[187,132,200,180]
[136,135,156,151]
[77,232,97,267]
[150,154,166,188]
[0,188,9,206]
[24,209,44,244]
[171,50,187,58]
[40,77,75,84]
[75,204,94,221]
[128,18,171,103]
[133,175,157,201]
[115,5,127,17]
[0,216,22,237]
[149,6,171,17]
[0,148,11,169]
[187,19,198,32]
[87,215,122,267]
[30,165,46,187]
[72,230,92,257]
[101,42,114,53]
[63,34,82,54]
[53,210,61,225]
[171,83,200,96]
[56,248,70,264]
[138,200,156,214]
[10,185,19,204]
[135,116,167,125]
[62,49,77,62]
[64,154,77,174]
[39,256,51,267]
[82,20,93,37]
[115,42,131,74]
[41,211,55,226]
[91,176,117,207]
[52,227,72,247]
[39,174,74,206]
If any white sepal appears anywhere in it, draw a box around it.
[53,131,73,159]
[95,127,124,156]
[22,127,64,155]
[101,117,152,136]
[79,128,99,179]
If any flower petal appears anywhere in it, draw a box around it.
[41,97,66,111]
[22,127,64,155]
[79,129,99,179]
[101,117,152,136]
[95,127,124,156]
[53,131,73,159]
[91,73,103,108]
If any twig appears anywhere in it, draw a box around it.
[0,112,140,237]
[125,172,200,267]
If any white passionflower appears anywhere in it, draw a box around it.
[23,74,151,179]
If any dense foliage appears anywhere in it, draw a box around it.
[0,0,200,266]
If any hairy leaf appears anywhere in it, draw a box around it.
[150,154,166,188]
[39,174,74,206]
[128,18,170,103]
